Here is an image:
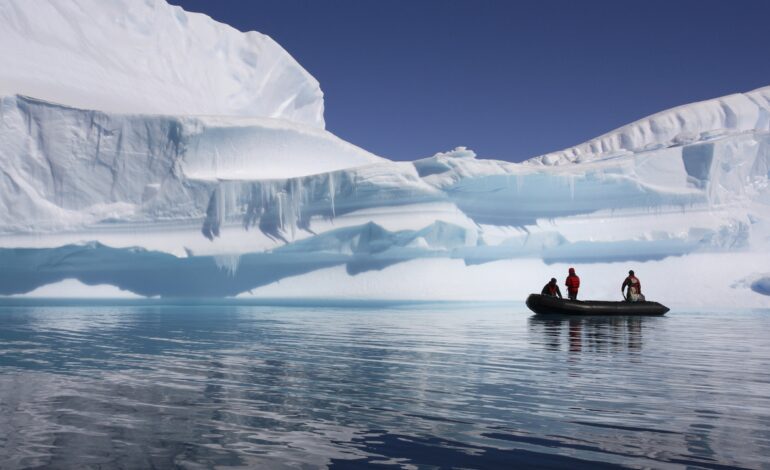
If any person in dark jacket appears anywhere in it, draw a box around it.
[565,267,580,300]
[622,270,644,302]
[541,278,563,298]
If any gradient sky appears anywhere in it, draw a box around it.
[170,0,770,162]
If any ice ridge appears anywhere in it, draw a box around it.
[0,0,325,126]
[530,86,770,166]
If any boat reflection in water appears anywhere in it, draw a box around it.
[527,315,659,355]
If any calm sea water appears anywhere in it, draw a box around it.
[1,301,769,469]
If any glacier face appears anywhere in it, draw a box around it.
[0,95,384,235]
[1,1,769,306]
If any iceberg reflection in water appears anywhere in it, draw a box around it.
[1,302,769,468]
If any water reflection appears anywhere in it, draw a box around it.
[2,304,770,469]
[528,315,654,355]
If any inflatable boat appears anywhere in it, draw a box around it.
[525,294,669,316]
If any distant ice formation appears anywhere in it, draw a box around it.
[0,0,769,306]
[531,87,770,166]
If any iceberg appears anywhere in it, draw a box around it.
[0,0,325,126]
[1,0,769,307]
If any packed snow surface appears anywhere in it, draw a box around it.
[531,87,770,166]
[0,0,324,126]
[1,0,769,306]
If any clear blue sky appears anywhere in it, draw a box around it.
[170,0,770,162]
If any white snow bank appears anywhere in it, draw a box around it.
[530,86,770,166]
[0,0,325,127]
[182,115,387,180]
[238,254,770,309]
[11,279,142,299]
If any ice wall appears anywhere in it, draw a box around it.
[1,90,769,304]
[0,95,384,233]
[1,86,768,304]
[0,0,325,127]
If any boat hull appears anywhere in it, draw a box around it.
[525,294,669,316]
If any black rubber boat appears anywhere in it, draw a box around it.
[526,294,669,316]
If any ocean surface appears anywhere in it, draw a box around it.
[1,300,769,469]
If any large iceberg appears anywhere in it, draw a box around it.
[1,0,769,307]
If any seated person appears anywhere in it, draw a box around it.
[541,278,563,298]
[622,270,645,302]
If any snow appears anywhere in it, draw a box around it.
[0,0,324,127]
[0,0,769,306]
[529,86,770,166]
[9,279,143,299]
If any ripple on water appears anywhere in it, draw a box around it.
[1,304,769,468]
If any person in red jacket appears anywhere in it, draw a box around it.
[541,278,563,298]
[565,267,580,300]
[622,270,644,302]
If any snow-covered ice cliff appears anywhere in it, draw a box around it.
[0,0,325,127]
[1,0,769,307]
[531,87,770,166]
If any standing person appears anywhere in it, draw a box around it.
[622,270,644,302]
[541,278,563,298]
[565,267,580,300]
